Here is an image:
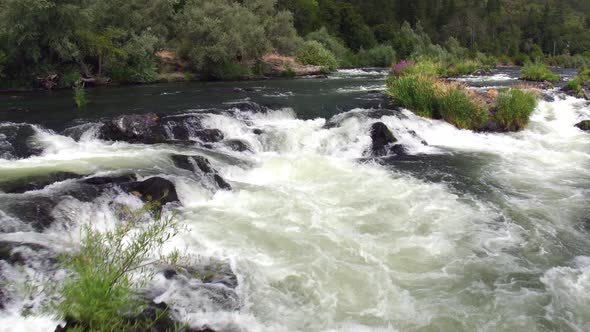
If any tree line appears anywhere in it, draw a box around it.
[1,0,589,88]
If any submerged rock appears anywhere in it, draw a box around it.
[0,172,81,194]
[575,120,590,131]
[223,139,252,153]
[0,124,44,160]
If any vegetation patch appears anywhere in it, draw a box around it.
[54,202,183,331]
[296,40,339,71]
[387,62,539,131]
[494,89,538,131]
[520,63,560,82]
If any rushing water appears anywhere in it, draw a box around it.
[1,68,589,332]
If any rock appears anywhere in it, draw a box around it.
[252,128,264,135]
[170,155,232,191]
[2,197,56,231]
[223,139,252,152]
[370,122,397,157]
[0,172,81,194]
[473,69,488,76]
[194,129,224,143]
[0,124,44,160]
[575,120,590,131]
[82,174,137,186]
[224,101,268,113]
[99,113,169,144]
[124,177,179,204]
[213,175,232,191]
[389,144,408,156]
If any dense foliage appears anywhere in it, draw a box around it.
[1,0,589,87]
[520,62,561,82]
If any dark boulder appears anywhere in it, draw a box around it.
[370,122,397,157]
[170,155,231,191]
[194,129,224,143]
[575,120,590,131]
[99,113,169,144]
[82,174,137,186]
[3,197,56,231]
[213,175,232,191]
[0,124,44,160]
[124,177,179,204]
[252,128,264,135]
[223,139,251,152]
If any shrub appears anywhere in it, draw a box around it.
[354,45,396,67]
[400,59,444,77]
[577,68,590,84]
[213,63,252,80]
[282,66,296,77]
[387,74,439,118]
[60,65,81,88]
[305,28,349,62]
[494,89,538,130]
[565,79,582,93]
[296,40,338,71]
[520,62,560,82]
[438,88,489,129]
[513,53,531,66]
[73,84,87,108]
[55,202,181,331]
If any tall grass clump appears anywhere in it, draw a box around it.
[437,87,489,129]
[387,75,438,118]
[520,62,560,82]
[54,202,182,331]
[494,89,538,131]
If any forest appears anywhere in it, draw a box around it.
[1,0,590,88]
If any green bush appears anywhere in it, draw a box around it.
[438,89,488,129]
[520,62,560,82]
[494,89,538,130]
[108,58,159,84]
[577,68,590,84]
[55,202,181,331]
[513,53,531,66]
[387,75,438,118]
[213,63,252,80]
[60,65,81,88]
[401,59,444,78]
[305,28,349,62]
[296,40,338,71]
[565,79,582,93]
[354,45,396,67]
[282,66,296,77]
[442,60,483,77]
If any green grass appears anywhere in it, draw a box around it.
[520,62,560,82]
[438,89,489,129]
[387,75,439,118]
[494,89,538,131]
[441,60,483,77]
[55,202,182,331]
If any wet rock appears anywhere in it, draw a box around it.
[3,197,56,231]
[170,155,231,191]
[223,139,252,152]
[370,122,397,157]
[194,129,224,143]
[575,120,590,131]
[82,174,137,186]
[124,177,179,204]
[0,172,81,194]
[99,113,169,144]
[0,240,49,265]
[252,128,264,135]
[0,124,44,160]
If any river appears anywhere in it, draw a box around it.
[1,68,590,332]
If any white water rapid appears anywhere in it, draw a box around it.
[0,70,589,332]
